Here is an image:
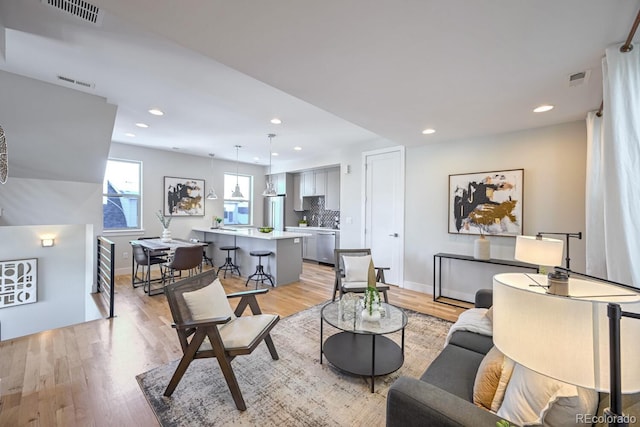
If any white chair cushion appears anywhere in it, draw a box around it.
[342,281,387,290]
[199,314,278,351]
[182,278,236,321]
[342,255,372,282]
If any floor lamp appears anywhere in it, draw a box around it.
[495,236,640,427]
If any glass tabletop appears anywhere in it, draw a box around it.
[321,299,408,335]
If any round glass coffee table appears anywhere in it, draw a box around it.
[320,299,408,392]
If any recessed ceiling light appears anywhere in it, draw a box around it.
[253,157,260,161]
[135,122,149,128]
[272,152,279,156]
[533,105,554,113]
[270,118,282,124]
[125,132,136,137]
[293,146,302,151]
[422,128,436,135]
[148,108,164,116]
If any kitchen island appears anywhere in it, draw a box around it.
[192,227,311,286]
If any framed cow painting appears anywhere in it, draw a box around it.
[448,169,523,237]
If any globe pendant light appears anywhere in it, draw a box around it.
[231,145,244,199]
[262,133,278,197]
[206,153,218,199]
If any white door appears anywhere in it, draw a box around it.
[363,147,405,286]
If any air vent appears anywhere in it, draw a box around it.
[40,0,104,25]
[57,75,95,89]
[568,70,591,87]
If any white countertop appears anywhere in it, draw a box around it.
[286,226,340,232]
[193,227,311,240]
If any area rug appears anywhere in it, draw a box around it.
[136,303,452,427]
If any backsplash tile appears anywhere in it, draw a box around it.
[297,196,340,228]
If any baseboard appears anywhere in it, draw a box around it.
[402,280,431,294]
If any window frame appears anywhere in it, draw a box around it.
[223,172,253,226]
[102,158,143,232]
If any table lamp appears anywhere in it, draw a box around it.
[493,271,640,426]
[514,235,567,295]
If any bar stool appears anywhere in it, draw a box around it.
[245,250,274,289]
[202,242,214,267]
[217,246,241,278]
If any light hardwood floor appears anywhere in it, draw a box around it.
[0,262,466,426]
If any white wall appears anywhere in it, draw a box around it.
[107,142,267,273]
[0,224,100,340]
[337,121,587,293]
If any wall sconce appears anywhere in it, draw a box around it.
[41,238,55,247]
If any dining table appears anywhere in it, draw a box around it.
[129,238,206,295]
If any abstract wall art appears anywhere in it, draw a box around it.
[0,258,37,308]
[164,176,205,216]
[448,169,523,236]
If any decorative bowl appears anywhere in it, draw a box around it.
[258,227,274,233]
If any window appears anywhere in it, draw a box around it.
[103,159,142,230]
[223,173,252,225]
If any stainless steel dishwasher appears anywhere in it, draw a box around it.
[316,230,336,264]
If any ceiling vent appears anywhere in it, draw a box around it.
[568,70,591,87]
[40,0,104,26]
[57,75,95,89]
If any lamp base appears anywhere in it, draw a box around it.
[547,271,569,296]
[603,407,630,427]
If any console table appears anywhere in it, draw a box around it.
[433,252,538,307]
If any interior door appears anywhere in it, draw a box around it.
[363,147,405,286]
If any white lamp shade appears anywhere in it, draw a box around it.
[514,235,564,266]
[493,273,640,392]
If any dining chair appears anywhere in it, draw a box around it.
[332,248,390,302]
[164,245,206,284]
[131,243,167,289]
[163,269,280,410]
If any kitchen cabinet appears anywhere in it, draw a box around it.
[325,167,340,211]
[301,170,326,196]
[303,230,317,261]
[268,172,287,195]
[292,173,303,211]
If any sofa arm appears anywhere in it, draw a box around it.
[475,289,493,308]
[386,377,503,427]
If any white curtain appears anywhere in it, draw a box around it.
[586,45,640,286]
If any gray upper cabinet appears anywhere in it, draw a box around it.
[269,172,287,195]
[293,167,340,211]
[301,170,326,196]
[325,167,340,211]
[292,173,304,211]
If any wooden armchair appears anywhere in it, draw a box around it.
[332,248,390,302]
[163,269,279,410]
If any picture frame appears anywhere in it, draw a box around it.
[448,169,523,236]
[164,176,205,216]
[0,258,38,309]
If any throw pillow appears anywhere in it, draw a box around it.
[490,352,516,412]
[473,346,504,409]
[182,278,235,321]
[484,306,494,323]
[342,255,372,282]
[496,363,598,426]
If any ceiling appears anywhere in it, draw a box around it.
[1,0,638,166]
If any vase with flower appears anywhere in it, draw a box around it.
[156,210,173,242]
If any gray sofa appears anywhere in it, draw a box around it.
[387,290,502,427]
[386,290,640,427]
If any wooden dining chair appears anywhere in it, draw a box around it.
[164,269,280,410]
[332,248,390,302]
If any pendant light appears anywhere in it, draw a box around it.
[262,133,277,197]
[231,145,244,199]
[205,153,218,200]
